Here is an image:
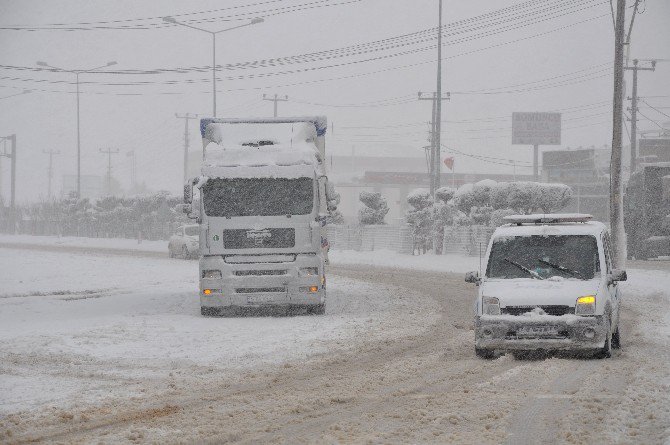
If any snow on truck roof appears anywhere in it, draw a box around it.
[494,214,607,238]
[200,116,327,138]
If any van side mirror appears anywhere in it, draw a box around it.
[608,269,627,284]
[465,271,480,284]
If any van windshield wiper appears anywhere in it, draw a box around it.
[538,259,583,278]
[504,258,543,280]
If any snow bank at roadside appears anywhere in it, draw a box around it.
[0,233,166,253]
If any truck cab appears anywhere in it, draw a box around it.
[184,117,334,316]
[465,214,627,359]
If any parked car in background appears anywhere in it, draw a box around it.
[168,224,199,259]
[465,214,626,359]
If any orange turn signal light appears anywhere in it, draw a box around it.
[203,289,212,295]
[309,286,318,293]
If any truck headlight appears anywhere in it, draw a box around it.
[299,267,319,277]
[202,270,222,279]
[482,296,501,315]
[575,295,596,315]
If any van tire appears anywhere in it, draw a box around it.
[596,323,612,359]
[475,348,495,359]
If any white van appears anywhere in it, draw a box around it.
[465,214,627,359]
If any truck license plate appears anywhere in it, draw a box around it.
[517,325,559,337]
[247,295,279,304]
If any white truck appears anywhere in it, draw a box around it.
[465,214,627,359]
[183,117,335,316]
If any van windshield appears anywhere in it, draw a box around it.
[486,235,600,280]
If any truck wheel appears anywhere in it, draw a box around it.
[475,348,495,359]
[310,304,325,315]
[201,307,219,317]
[612,325,621,349]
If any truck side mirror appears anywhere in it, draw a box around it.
[608,269,627,284]
[465,271,480,284]
[184,182,193,204]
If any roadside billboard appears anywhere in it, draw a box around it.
[512,112,561,145]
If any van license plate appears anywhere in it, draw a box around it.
[517,326,559,337]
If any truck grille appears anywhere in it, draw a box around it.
[234,270,287,276]
[222,228,295,249]
[235,287,286,293]
[501,305,573,316]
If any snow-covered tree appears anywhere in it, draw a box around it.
[326,186,345,225]
[358,191,389,225]
[406,189,433,254]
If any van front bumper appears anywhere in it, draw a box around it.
[475,314,608,351]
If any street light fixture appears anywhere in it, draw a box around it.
[162,16,264,117]
[36,60,117,198]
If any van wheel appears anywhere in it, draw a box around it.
[596,323,612,359]
[475,348,495,359]
[611,325,621,349]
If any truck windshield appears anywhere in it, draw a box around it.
[486,235,600,280]
[201,177,313,217]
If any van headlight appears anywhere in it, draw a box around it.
[575,295,596,315]
[482,296,501,315]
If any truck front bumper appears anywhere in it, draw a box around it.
[199,254,325,313]
[475,314,607,352]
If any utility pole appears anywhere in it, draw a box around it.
[99,148,119,196]
[263,94,288,117]
[625,59,656,173]
[126,150,136,192]
[175,113,199,184]
[610,0,626,267]
[0,134,16,232]
[418,91,450,196]
[435,0,444,194]
[43,149,61,198]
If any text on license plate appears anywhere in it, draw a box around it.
[517,325,559,337]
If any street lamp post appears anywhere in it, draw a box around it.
[162,16,264,117]
[36,60,117,199]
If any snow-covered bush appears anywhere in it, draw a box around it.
[490,208,517,226]
[470,206,494,225]
[535,183,573,213]
[326,187,345,225]
[358,191,389,225]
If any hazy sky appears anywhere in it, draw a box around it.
[0,0,668,202]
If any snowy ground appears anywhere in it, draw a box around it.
[0,247,439,416]
[1,237,669,443]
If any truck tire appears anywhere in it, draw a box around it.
[475,348,495,359]
[310,304,325,315]
[201,307,219,317]
[612,325,621,349]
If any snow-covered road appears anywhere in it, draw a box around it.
[1,241,669,444]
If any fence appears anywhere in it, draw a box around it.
[326,225,414,254]
[327,224,493,256]
[442,225,495,256]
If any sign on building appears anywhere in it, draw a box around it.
[512,112,561,145]
[639,138,670,163]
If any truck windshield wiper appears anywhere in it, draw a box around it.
[538,259,583,278]
[504,258,544,280]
